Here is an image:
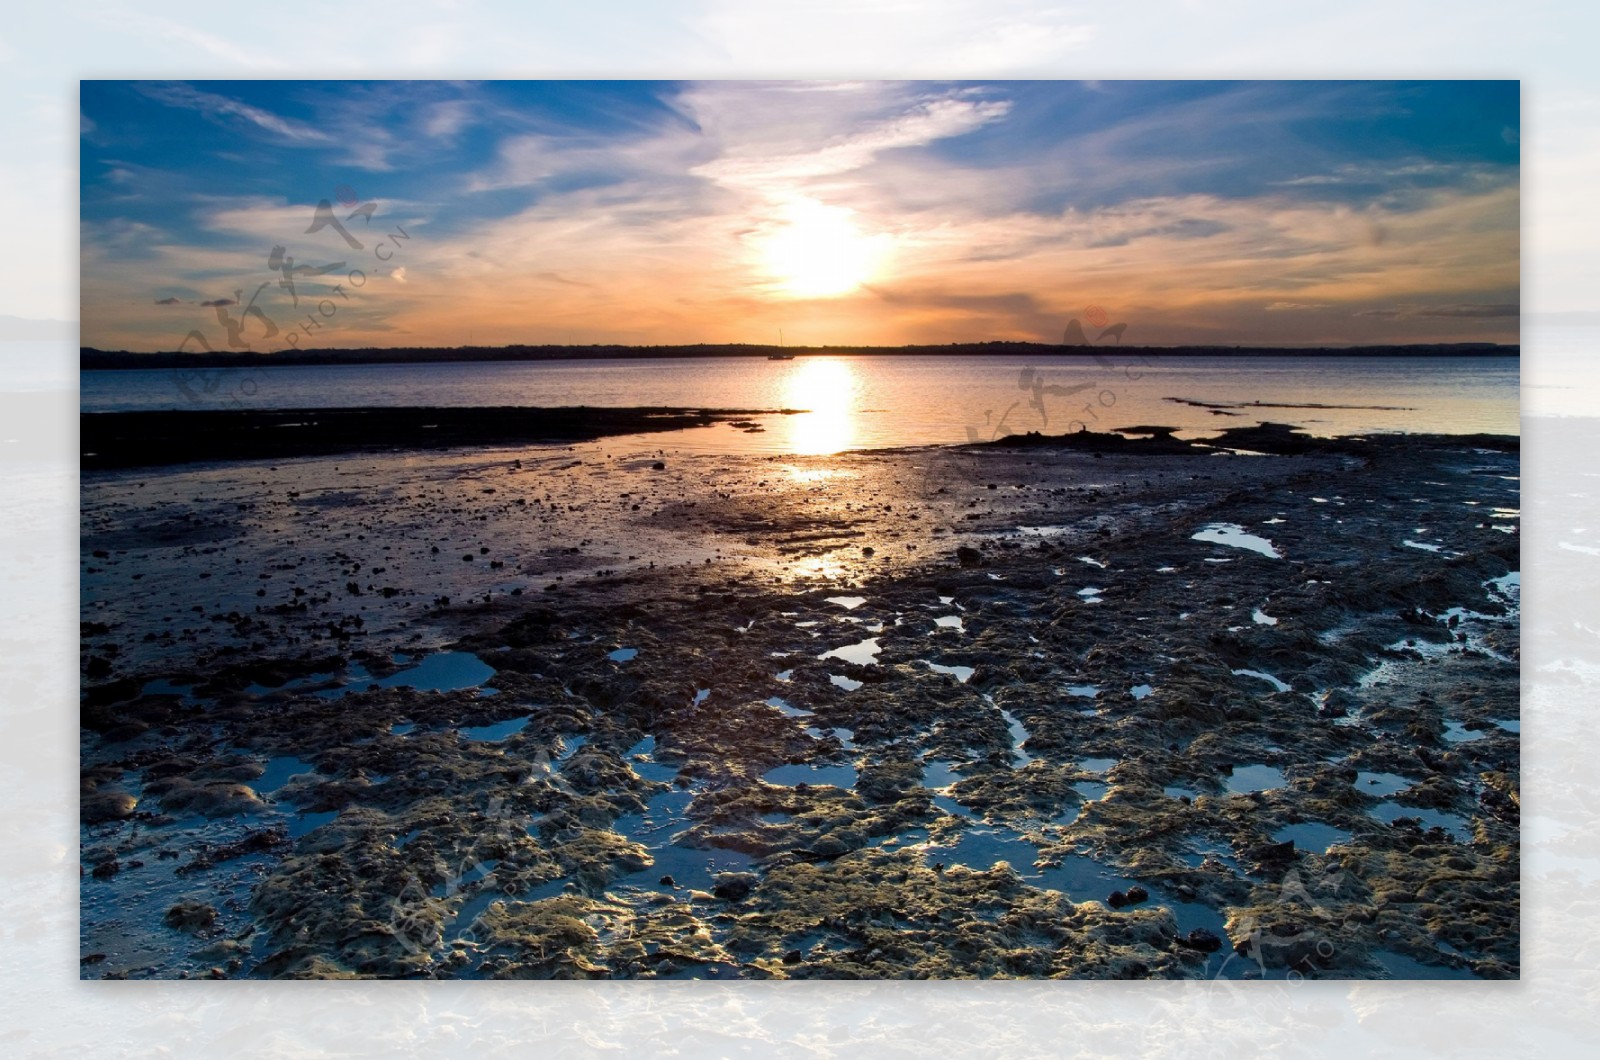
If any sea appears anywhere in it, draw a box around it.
[79,351,1522,457]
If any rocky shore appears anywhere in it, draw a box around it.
[80,405,797,470]
[80,423,1519,979]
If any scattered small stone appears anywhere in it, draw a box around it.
[1180,928,1224,953]
[711,872,758,902]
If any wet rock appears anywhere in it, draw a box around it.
[147,778,265,818]
[712,872,759,902]
[81,788,137,824]
[163,901,219,934]
[956,546,983,568]
[1179,928,1223,952]
[1245,839,1296,868]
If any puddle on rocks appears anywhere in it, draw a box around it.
[1129,684,1154,700]
[829,674,863,692]
[607,647,639,663]
[460,716,530,742]
[1001,710,1033,767]
[287,810,339,838]
[1181,838,1242,871]
[926,662,975,683]
[1192,522,1282,559]
[377,651,497,694]
[819,637,881,666]
[924,825,1036,874]
[1273,822,1351,852]
[1074,781,1110,802]
[1252,608,1279,626]
[624,735,679,783]
[764,759,859,789]
[1034,853,1138,897]
[1164,785,1197,801]
[1442,721,1486,744]
[934,615,965,632]
[1079,757,1116,774]
[611,790,758,895]
[804,725,857,751]
[552,734,589,765]
[1225,764,1286,794]
[1355,771,1412,797]
[767,696,812,719]
[257,755,315,794]
[389,722,416,736]
[1370,802,1471,841]
[923,759,963,789]
[825,596,866,610]
[1233,668,1293,693]
[263,652,500,701]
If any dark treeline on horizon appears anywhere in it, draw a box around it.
[80,340,1519,371]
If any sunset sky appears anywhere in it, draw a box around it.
[79,79,1520,351]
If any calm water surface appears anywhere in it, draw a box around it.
[80,353,1519,455]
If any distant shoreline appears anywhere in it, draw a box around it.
[79,341,1520,371]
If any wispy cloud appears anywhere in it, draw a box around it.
[138,83,328,144]
[691,86,1012,191]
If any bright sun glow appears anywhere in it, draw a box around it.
[758,199,889,298]
[782,357,858,456]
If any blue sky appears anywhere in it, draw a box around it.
[80,79,1519,349]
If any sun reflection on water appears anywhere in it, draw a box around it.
[782,358,858,456]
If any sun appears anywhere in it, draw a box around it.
[757,199,888,298]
